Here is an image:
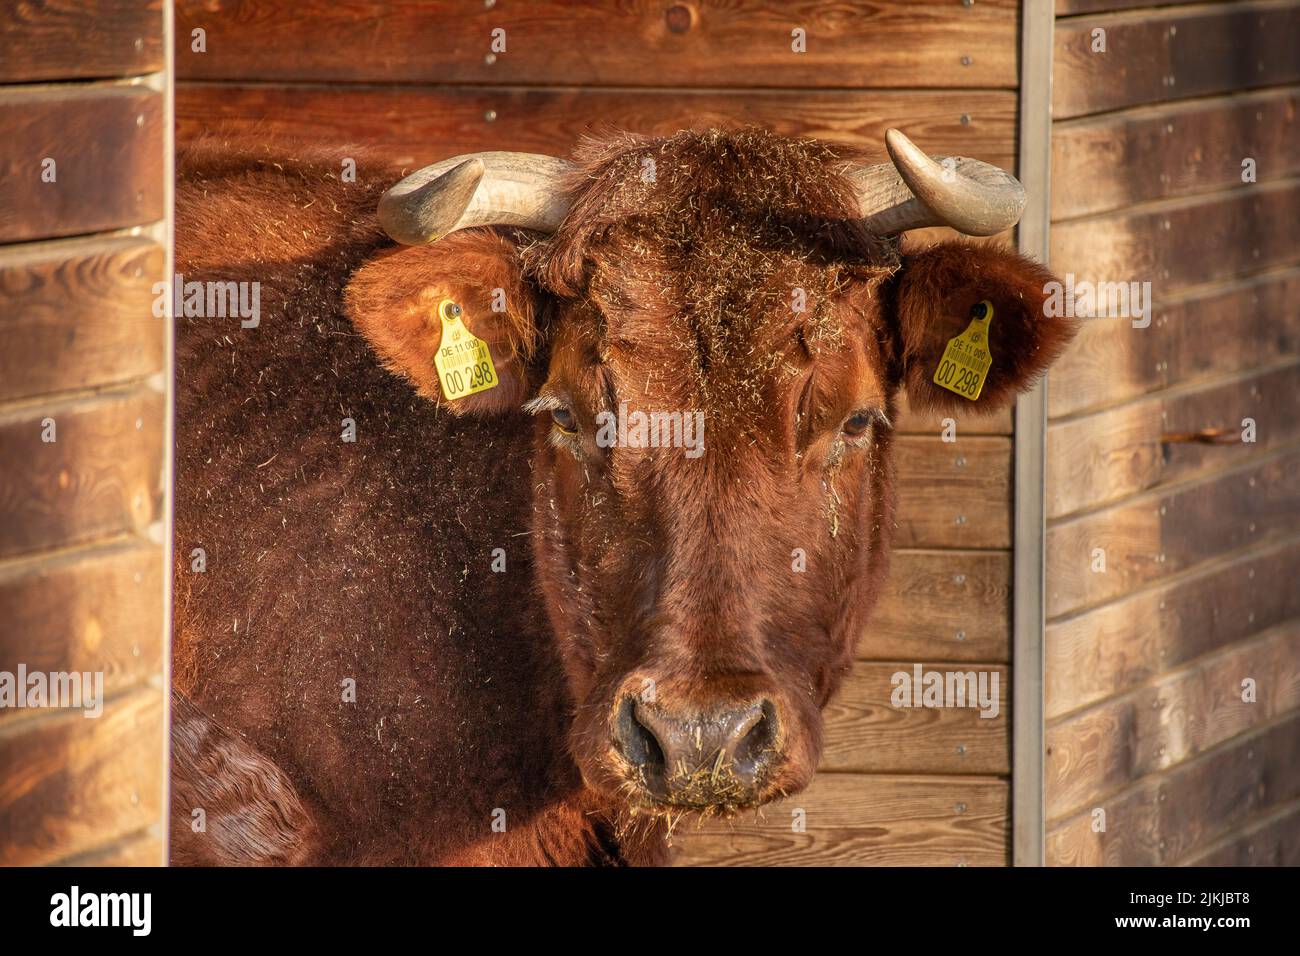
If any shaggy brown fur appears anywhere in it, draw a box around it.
[170,692,319,865]
[173,135,661,865]
[172,129,1074,865]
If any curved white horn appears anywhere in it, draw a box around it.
[378,151,574,245]
[847,128,1026,237]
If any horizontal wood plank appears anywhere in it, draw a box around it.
[1046,446,1300,618]
[823,663,1008,774]
[895,436,1010,549]
[896,393,1011,435]
[1053,1,1300,120]
[0,687,164,866]
[673,773,1008,866]
[0,235,165,403]
[1050,178,1300,298]
[175,0,1018,89]
[1046,711,1300,865]
[0,386,164,561]
[1053,86,1300,220]
[176,84,1018,172]
[1056,0,1191,12]
[1046,536,1300,719]
[867,549,1010,662]
[1047,362,1300,518]
[1179,799,1300,866]
[0,85,163,244]
[1047,266,1300,419]
[52,825,163,866]
[0,0,163,83]
[0,541,164,717]
[1045,622,1300,822]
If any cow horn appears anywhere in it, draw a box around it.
[847,128,1026,237]
[378,152,574,245]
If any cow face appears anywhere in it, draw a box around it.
[347,130,1075,819]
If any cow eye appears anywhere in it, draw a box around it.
[551,407,578,434]
[842,410,876,439]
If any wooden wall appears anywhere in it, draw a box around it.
[1043,0,1300,865]
[173,0,1023,865]
[0,0,171,865]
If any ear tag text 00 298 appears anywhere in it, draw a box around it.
[433,298,498,401]
[932,300,994,401]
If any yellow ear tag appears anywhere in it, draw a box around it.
[932,300,994,401]
[433,298,499,401]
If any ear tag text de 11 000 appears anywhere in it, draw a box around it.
[933,300,994,401]
[433,299,498,401]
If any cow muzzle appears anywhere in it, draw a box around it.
[612,695,781,810]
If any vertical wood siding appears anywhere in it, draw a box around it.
[1044,0,1300,866]
[0,0,170,866]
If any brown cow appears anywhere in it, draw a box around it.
[171,128,1074,866]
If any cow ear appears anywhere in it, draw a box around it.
[345,230,541,416]
[892,242,1077,414]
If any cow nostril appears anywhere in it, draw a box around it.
[731,699,779,779]
[614,696,666,779]
[621,696,782,801]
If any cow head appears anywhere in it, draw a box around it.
[346,130,1074,819]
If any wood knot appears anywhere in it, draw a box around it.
[1161,426,1237,445]
[665,4,694,34]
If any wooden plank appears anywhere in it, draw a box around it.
[822,663,1008,774]
[52,825,163,866]
[1053,1,1300,120]
[1180,799,1300,866]
[1047,362,1300,518]
[895,436,1010,549]
[1052,87,1300,220]
[0,687,164,866]
[1050,178,1300,298]
[1045,622,1300,822]
[0,235,165,403]
[1057,0,1189,12]
[1046,711,1300,865]
[1047,266,1300,419]
[0,85,163,244]
[175,0,1018,89]
[1046,536,1300,719]
[867,549,1010,662]
[0,386,164,561]
[0,541,164,719]
[1046,446,1300,618]
[176,84,1018,172]
[0,0,163,83]
[673,773,1008,866]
